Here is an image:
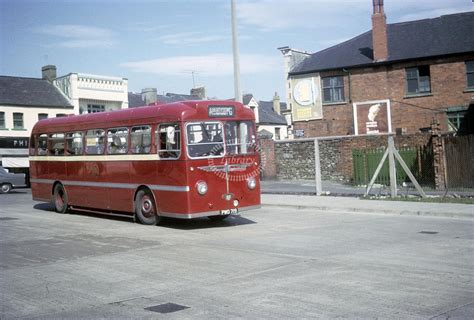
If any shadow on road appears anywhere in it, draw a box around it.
[33,202,256,229]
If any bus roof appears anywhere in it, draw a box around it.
[32,100,255,134]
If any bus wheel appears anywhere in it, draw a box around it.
[53,184,68,213]
[135,190,159,225]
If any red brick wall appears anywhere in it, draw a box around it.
[258,137,276,180]
[293,54,474,138]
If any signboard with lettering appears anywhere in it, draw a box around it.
[352,99,392,135]
[0,137,29,149]
[208,105,235,118]
[290,75,323,122]
[294,129,305,138]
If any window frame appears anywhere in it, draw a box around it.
[85,129,106,155]
[224,120,257,155]
[87,104,105,113]
[0,111,5,129]
[185,121,225,159]
[47,133,65,156]
[106,127,129,155]
[13,112,24,129]
[37,134,48,156]
[130,125,152,154]
[38,113,48,121]
[321,76,345,104]
[466,61,474,89]
[156,123,182,160]
[405,66,431,95]
[66,132,84,156]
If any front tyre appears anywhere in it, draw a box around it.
[53,184,68,213]
[135,190,160,225]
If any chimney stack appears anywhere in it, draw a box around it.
[371,0,388,61]
[141,88,157,105]
[190,86,206,100]
[41,65,57,82]
[273,92,281,115]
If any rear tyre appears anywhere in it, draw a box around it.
[135,190,160,225]
[53,184,68,213]
[1,183,12,194]
[208,215,229,222]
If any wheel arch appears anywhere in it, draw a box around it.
[134,185,159,213]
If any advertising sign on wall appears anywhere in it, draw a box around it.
[353,99,392,135]
[290,75,323,122]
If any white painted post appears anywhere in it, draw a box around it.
[387,136,398,198]
[314,139,322,196]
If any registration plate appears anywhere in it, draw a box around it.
[220,208,239,215]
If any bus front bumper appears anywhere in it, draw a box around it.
[160,204,261,219]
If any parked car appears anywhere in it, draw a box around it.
[0,166,27,193]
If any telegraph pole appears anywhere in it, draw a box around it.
[231,0,242,103]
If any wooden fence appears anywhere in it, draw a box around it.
[444,134,474,189]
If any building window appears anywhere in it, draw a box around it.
[406,66,431,95]
[87,104,105,113]
[38,113,48,121]
[322,76,344,103]
[56,114,66,117]
[13,113,24,129]
[466,61,474,89]
[0,112,5,129]
[447,110,467,133]
[275,128,281,140]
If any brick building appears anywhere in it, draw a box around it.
[279,1,474,138]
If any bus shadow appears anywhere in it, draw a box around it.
[33,203,256,228]
[34,202,55,212]
[159,216,256,230]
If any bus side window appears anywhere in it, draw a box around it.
[107,127,128,154]
[37,134,48,156]
[85,129,105,154]
[131,125,151,154]
[48,133,65,156]
[156,123,181,159]
[66,132,84,155]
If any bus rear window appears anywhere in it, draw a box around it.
[186,122,224,158]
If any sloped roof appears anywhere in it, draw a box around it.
[290,11,474,75]
[0,76,72,108]
[243,93,254,105]
[258,100,287,125]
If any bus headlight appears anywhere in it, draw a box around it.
[196,181,208,195]
[247,177,257,190]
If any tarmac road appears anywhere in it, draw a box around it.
[1,190,473,319]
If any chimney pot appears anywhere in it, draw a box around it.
[41,65,57,82]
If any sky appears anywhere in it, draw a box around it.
[1,0,473,102]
